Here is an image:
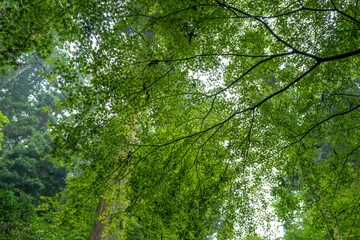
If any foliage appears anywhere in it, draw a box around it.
[0,188,35,239]
[0,54,67,206]
[0,0,73,70]
[30,213,92,240]
[2,0,360,239]
[282,224,329,240]
[0,1,86,239]
[0,188,91,240]
[0,131,67,205]
[0,111,8,149]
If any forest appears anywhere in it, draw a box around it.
[1,0,360,239]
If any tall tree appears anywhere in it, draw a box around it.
[2,0,360,239]
[0,54,67,205]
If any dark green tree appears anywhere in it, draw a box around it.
[0,188,35,239]
[0,54,66,205]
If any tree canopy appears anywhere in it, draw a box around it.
[0,53,67,206]
[2,0,360,239]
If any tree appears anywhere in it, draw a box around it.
[0,53,67,206]
[0,188,35,239]
[0,52,89,240]
[3,0,360,239]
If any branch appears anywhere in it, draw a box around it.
[298,104,360,141]
[275,103,360,158]
[24,3,76,48]
[138,62,320,157]
[213,57,274,97]
[216,2,297,50]
[0,64,32,89]
[200,95,217,130]
[138,52,294,65]
[319,48,360,62]
[246,62,320,111]
[330,0,360,26]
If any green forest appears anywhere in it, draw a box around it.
[1,0,360,239]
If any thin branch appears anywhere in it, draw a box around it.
[283,1,300,10]
[24,3,76,48]
[0,64,32,89]
[137,52,294,65]
[216,1,297,50]
[200,95,217,130]
[299,104,360,141]
[275,103,360,158]
[213,57,274,97]
[330,0,360,26]
[330,0,338,9]
[244,62,320,111]
[117,66,176,114]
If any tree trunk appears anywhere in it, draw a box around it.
[310,186,342,240]
[90,198,109,240]
[90,178,128,240]
[90,112,137,240]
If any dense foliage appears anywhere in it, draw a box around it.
[0,188,91,240]
[0,188,37,239]
[0,54,67,205]
[0,53,73,238]
[1,0,360,239]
